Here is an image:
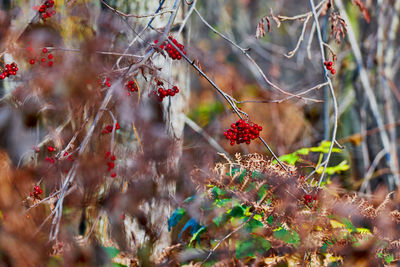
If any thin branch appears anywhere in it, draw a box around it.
[308,0,338,186]
[165,38,288,171]
[336,0,399,189]
[184,116,231,158]
[100,0,173,18]
[193,8,319,103]
[202,213,256,263]
[285,15,311,58]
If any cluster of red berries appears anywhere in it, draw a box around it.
[30,185,43,198]
[62,151,74,161]
[224,119,263,146]
[101,122,120,134]
[324,61,336,75]
[125,80,138,96]
[29,48,54,67]
[36,0,55,21]
[154,81,179,102]
[103,77,111,87]
[304,194,317,206]
[154,36,186,60]
[0,62,18,80]
[105,151,116,178]
[45,145,56,163]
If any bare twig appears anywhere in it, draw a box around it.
[202,212,256,263]
[308,0,338,186]
[100,0,173,18]
[336,0,399,189]
[184,116,231,158]
[193,8,319,103]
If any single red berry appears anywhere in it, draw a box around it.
[108,162,115,169]
[331,69,336,75]
[29,59,35,65]
[42,47,48,53]
[48,54,53,59]
[111,172,116,178]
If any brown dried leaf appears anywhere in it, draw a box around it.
[352,0,371,23]
[256,17,267,39]
[329,12,348,44]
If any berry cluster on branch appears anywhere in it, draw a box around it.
[30,185,43,198]
[0,62,18,80]
[324,61,336,75]
[154,36,186,60]
[155,80,180,102]
[36,0,56,21]
[224,119,263,146]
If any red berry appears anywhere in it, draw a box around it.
[111,172,116,178]
[108,162,115,169]
[29,59,35,64]
[331,69,336,75]
[48,54,53,59]
[42,48,48,53]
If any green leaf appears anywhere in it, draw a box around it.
[296,147,310,155]
[310,141,341,154]
[251,171,264,179]
[273,227,300,247]
[316,160,350,175]
[103,246,120,259]
[211,186,225,199]
[184,195,195,203]
[229,205,245,218]
[244,218,263,233]
[212,212,228,227]
[277,153,299,165]
[189,226,207,245]
[235,236,270,259]
[267,215,274,225]
[356,227,371,235]
[214,198,231,207]
[179,218,201,239]
[384,254,395,264]
[168,208,186,231]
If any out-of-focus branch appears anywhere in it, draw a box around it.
[184,116,231,158]
[193,8,320,103]
[336,0,399,190]
[100,0,173,18]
